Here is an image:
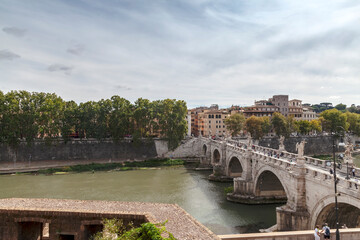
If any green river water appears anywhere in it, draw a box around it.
[0,168,280,235]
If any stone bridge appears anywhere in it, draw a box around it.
[175,137,360,232]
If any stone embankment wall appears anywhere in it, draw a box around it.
[0,138,164,163]
[258,136,343,155]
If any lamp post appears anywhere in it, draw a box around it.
[332,135,340,240]
[332,126,345,240]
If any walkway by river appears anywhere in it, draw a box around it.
[0,168,280,235]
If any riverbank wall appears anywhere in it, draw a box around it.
[258,135,343,155]
[0,138,167,163]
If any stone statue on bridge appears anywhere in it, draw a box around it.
[247,133,252,148]
[278,135,285,151]
[344,142,354,164]
[296,140,307,158]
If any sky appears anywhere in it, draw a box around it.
[1,0,360,108]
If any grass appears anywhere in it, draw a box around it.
[312,155,332,161]
[37,158,185,174]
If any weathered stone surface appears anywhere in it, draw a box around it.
[0,139,158,163]
[0,198,219,240]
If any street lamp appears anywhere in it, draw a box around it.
[332,127,345,240]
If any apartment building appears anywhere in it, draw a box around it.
[288,99,303,120]
[189,105,230,137]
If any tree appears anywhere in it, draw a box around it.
[320,109,348,134]
[335,103,347,112]
[245,116,265,139]
[108,96,132,141]
[296,120,311,135]
[61,100,79,143]
[286,116,298,135]
[309,119,322,133]
[224,113,245,137]
[156,99,187,150]
[345,111,360,136]
[271,112,289,137]
[133,98,154,138]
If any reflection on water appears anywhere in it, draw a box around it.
[0,168,281,235]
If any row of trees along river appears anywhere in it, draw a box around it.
[225,109,360,138]
[0,90,188,149]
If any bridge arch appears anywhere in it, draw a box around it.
[254,167,288,201]
[227,156,243,177]
[310,194,360,229]
[202,144,207,156]
[212,148,221,164]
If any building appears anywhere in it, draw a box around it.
[302,107,317,121]
[243,104,279,118]
[189,105,231,137]
[288,99,303,120]
[202,109,230,137]
[269,95,289,117]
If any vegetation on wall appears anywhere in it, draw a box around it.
[91,219,176,240]
[0,90,187,149]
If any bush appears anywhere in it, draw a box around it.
[91,219,176,240]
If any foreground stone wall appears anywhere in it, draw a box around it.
[219,228,360,240]
[0,139,158,163]
[0,198,219,240]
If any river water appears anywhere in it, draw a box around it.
[0,168,280,235]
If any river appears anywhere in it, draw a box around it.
[0,168,280,235]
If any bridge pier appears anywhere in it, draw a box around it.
[209,164,233,182]
[227,177,288,204]
[276,205,310,231]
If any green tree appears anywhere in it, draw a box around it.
[335,103,347,111]
[320,109,348,134]
[245,116,265,139]
[157,99,187,150]
[2,91,22,146]
[271,112,288,137]
[224,113,245,137]
[261,116,271,135]
[61,100,79,143]
[109,96,132,141]
[133,98,154,138]
[309,119,322,133]
[345,111,360,136]
[35,92,65,141]
[17,91,38,145]
[296,120,311,135]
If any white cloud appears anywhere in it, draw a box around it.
[0,0,359,106]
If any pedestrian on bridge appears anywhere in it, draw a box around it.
[314,225,320,240]
[321,223,330,239]
[314,225,321,240]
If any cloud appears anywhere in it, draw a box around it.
[67,44,85,55]
[0,49,21,60]
[2,27,26,37]
[115,85,132,91]
[47,64,73,75]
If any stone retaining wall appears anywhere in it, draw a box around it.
[258,136,343,155]
[0,139,159,163]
